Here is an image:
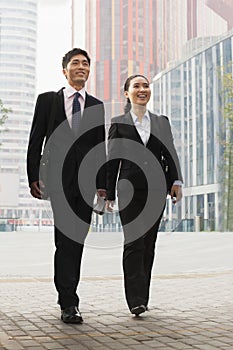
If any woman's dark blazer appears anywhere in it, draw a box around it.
[106,112,183,201]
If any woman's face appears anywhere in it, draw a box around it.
[124,76,151,106]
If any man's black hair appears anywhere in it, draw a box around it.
[62,48,91,68]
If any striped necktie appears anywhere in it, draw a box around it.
[72,92,81,135]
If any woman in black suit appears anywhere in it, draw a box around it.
[106,75,183,316]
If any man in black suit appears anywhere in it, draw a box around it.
[27,48,106,324]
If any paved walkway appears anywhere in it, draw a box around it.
[1,270,233,349]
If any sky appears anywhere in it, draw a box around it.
[36,0,73,94]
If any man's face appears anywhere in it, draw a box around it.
[63,54,90,87]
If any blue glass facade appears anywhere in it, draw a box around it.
[151,31,233,231]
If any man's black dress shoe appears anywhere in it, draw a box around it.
[130,305,146,316]
[61,306,83,324]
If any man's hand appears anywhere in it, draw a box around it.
[97,189,106,198]
[170,185,182,204]
[30,181,44,199]
[106,200,115,212]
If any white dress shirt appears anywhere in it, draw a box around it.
[63,84,86,128]
[63,84,106,192]
[130,110,182,187]
[131,110,151,145]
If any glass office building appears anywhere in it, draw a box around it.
[150,30,233,231]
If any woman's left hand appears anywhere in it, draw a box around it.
[170,185,182,204]
[106,200,115,212]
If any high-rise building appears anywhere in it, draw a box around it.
[205,0,233,30]
[82,0,159,115]
[0,0,42,228]
[151,30,233,231]
[72,0,227,116]
[155,0,227,70]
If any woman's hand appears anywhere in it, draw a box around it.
[106,200,115,212]
[170,185,182,204]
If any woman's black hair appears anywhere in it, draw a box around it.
[123,74,149,113]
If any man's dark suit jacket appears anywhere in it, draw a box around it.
[106,112,183,201]
[27,88,106,197]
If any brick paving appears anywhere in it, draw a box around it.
[0,271,233,349]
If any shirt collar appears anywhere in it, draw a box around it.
[130,110,150,123]
[64,83,86,100]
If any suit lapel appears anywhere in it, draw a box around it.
[82,92,92,122]
[84,92,92,109]
[56,88,67,123]
[146,112,160,147]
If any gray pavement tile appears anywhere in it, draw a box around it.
[58,338,84,346]
[42,342,66,349]
[141,339,166,348]
[17,340,40,347]
[207,339,233,347]
[4,331,27,337]
[20,348,43,350]
[94,327,120,335]
[116,338,139,346]
[159,332,185,341]
[8,337,31,341]
[42,328,63,335]
[188,334,214,342]
[77,339,104,348]
[131,335,154,342]
[65,345,90,350]
[210,336,233,344]
[0,327,18,332]
[32,336,54,343]
[112,333,137,340]
[155,335,178,344]
[24,330,46,336]
[199,330,227,338]
[194,345,222,350]
[166,341,197,349]
[129,345,157,350]
[99,348,130,350]
[181,338,207,346]
[0,340,23,350]
[90,338,113,346]
[49,333,69,339]
[107,342,139,350]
